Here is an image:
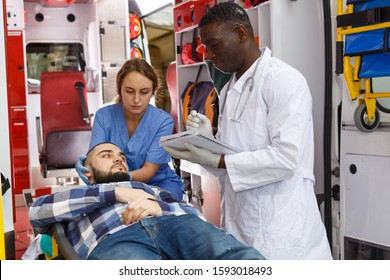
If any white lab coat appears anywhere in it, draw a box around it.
[216,47,332,259]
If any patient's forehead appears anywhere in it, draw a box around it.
[96,143,118,151]
[89,143,121,159]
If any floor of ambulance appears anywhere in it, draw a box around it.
[14,205,34,260]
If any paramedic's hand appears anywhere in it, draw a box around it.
[75,155,90,185]
[164,143,221,168]
[186,110,213,137]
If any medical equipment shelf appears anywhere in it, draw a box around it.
[173,1,221,227]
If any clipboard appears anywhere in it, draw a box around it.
[159,130,242,154]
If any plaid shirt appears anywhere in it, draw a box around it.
[29,181,204,259]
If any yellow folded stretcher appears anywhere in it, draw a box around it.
[336,0,390,132]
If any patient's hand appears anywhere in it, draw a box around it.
[121,197,162,225]
[115,186,154,203]
[115,186,162,225]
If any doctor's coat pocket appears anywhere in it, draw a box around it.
[238,107,269,149]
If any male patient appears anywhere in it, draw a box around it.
[29,142,264,260]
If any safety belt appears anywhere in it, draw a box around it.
[74,81,90,126]
[337,6,390,27]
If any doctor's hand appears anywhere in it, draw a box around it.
[186,110,213,137]
[75,155,90,185]
[164,143,221,168]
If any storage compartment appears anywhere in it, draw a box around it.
[10,118,28,138]
[102,66,122,103]
[6,31,27,107]
[11,138,28,156]
[343,154,390,248]
[344,237,390,260]
[174,0,216,32]
[14,174,30,194]
[99,20,127,62]
[10,107,26,119]
[13,156,29,175]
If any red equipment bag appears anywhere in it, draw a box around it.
[129,12,142,40]
[130,42,143,59]
[180,28,203,65]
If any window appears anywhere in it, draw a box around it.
[26,43,85,91]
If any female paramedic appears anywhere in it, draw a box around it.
[76,58,184,200]
[164,2,332,259]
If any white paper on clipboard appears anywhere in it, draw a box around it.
[159,131,242,177]
[159,130,242,155]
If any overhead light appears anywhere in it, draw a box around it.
[39,0,75,7]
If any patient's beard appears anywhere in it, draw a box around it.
[92,167,131,184]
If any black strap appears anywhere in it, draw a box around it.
[192,28,199,62]
[180,32,184,64]
[74,81,90,126]
[195,64,204,83]
[1,173,11,196]
[337,7,390,27]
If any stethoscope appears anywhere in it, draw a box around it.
[219,54,262,123]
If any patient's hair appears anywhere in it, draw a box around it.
[84,142,110,166]
[84,142,125,167]
[115,58,163,103]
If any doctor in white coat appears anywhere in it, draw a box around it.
[164,2,332,259]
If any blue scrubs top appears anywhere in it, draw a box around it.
[89,103,184,199]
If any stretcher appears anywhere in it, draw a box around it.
[23,191,79,260]
[336,0,390,132]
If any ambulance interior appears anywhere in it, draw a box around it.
[1,0,390,260]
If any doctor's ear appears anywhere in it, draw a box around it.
[234,24,247,42]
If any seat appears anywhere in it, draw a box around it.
[336,0,390,132]
[36,71,92,179]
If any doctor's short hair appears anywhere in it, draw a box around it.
[115,58,163,103]
[199,2,253,31]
